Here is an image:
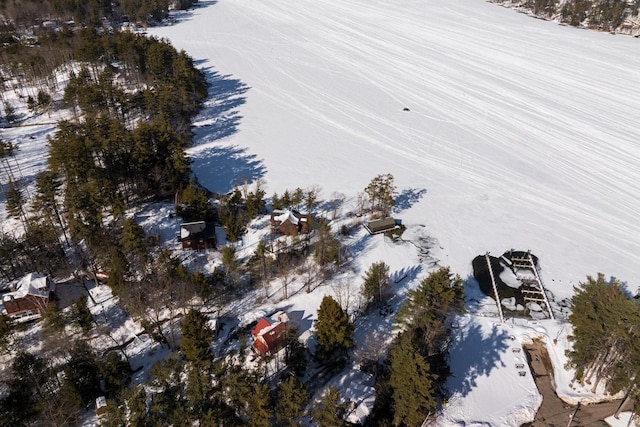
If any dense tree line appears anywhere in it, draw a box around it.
[492,0,640,31]
[0,27,207,280]
[0,0,199,28]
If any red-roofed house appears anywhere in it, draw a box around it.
[251,311,289,356]
[1,273,56,321]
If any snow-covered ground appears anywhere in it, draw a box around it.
[148,0,640,300]
[144,0,640,425]
[1,0,639,425]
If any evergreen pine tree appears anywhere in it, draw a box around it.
[394,266,464,394]
[119,218,147,257]
[0,314,14,354]
[389,334,437,427]
[246,382,273,427]
[292,188,304,210]
[281,189,291,209]
[361,261,390,306]
[311,386,346,427]
[64,341,102,405]
[180,308,214,367]
[70,295,94,333]
[567,273,640,396]
[283,327,307,376]
[221,246,237,274]
[98,352,131,398]
[177,181,213,222]
[313,219,341,266]
[314,295,353,364]
[276,376,307,427]
[364,173,396,214]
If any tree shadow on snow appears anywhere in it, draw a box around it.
[278,307,314,335]
[393,188,427,213]
[167,1,218,25]
[187,67,266,193]
[447,321,510,398]
[192,67,249,146]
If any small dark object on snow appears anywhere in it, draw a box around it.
[403,107,410,111]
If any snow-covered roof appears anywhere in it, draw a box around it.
[180,221,206,239]
[9,273,53,299]
[273,210,300,225]
[252,311,289,337]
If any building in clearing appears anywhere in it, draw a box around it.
[1,273,56,321]
[270,209,310,236]
[179,221,216,250]
[363,217,399,235]
[251,311,290,356]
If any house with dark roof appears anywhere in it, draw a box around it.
[179,221,216,250]
[1,273,56,321]
[363,217,399,235]
[251,311,289,356]
[270,210,310,236]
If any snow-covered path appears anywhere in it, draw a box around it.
[150,0,640,297]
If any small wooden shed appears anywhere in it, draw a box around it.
[363,217,399,235]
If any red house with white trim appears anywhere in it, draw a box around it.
[1,273,56,321]
[251,311,289,356]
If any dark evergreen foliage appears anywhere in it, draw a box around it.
[246,382,274,427]
[394,266,464,398]
[311,386,347,427]
[361,261,391,306]
[177,181,213,222]
[180,308,214,367]
[98,352,132,398]
[389,333,437,427]
[283,327,307,376]
[314,295,353,364]
[567,273,640,406]
[313,219,341,266]
[276,376,307,427]
[70,295,94,333]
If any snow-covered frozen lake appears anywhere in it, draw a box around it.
[149,0,640,299]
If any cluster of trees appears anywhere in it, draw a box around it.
[363,173,396,216]
[0,300,131,427]
[93,302,348,427]
[566,273,640,415]
[0,0,198,28]
[494,0,640,31]
[271,185,320,214]
[0,28,207,281]
[0,138,66,278]
[369,267,465,426]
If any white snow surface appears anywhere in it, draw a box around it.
[0,0,638,425]
[144,0,640,425]
[149,0,640,299]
